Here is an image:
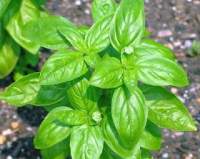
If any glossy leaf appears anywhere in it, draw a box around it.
[34,107,72,149]
[70,125,104,159]
[85,14,113,53]
[110,0,145,53]
[135,39,175,60]
[0,0,11,18]
[92,0,117,21]
[0,73,39,106]
[112,86,147,148]
[40,50,88,85]
[139,121,162,150]
[4,0,41,53]
[67,78,101,112]
[41,140,70,159]
[90,56,123,88]
[136,56,189,87]
[0,36,20,79]
[141,85,197,131]
[23,16,75,50]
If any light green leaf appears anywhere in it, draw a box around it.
[90,56,123,88]
[92,0,117,22]
[136,56,189,87]
[34,107,72,149]
[70,125,104,159]
[85,14,113,53]
[4,0,41,53]
[0,73,39,106]
[67,78,101,112]
[41,139,70,159]
[40,50,88,85]
[23,15,75,50]
[0,36,20,79]
[139,121,162,150]
[84,53,101,68]
[0,0,11,18]
[110,0,145,53]
[135,39,175,60]
[141,85,197,131]
[112,86,147,148]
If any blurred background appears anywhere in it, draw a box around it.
[0,0,200,158]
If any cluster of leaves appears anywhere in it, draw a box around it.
[0,0,197,159]
[0,0,46,79]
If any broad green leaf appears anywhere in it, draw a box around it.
[67,78,101,112]
[112,86,147,148]
[34,107,72,149]
[78,25,89,36]
[70,125,104,159]
[40,50,88,85]
[136,56,189,87]
[92,0,117,21]
[100,145,122,159]
[0,73,39,106]
[84,53,101,68]
[135,39,175,60]
[0,36,20,79]
[139,121,162,150]
[32,0,47,6]
[59,27,87,52]
[0,0,11,18]
[110,0,145,53]
[41,140,70,159]
[85,14,113,53]
[140,85,197,131]
[90,56,123,88]
[23,16,75,50]
[4,0,41,53]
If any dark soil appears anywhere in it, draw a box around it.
[0,0,200,159]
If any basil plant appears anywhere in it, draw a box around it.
[0,0,197,158]
[0,0,48,79]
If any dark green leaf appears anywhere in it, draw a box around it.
[141,85,197,131]
[34,107,71,149]
[136,56,189,87]
[135,39,175,60]
[0,0,11,18]
[0,73,39,106]
[40,50,88,85]
[141,149,153,159]
[92,0,117,21]
[90,56,123,88]
[110,0,145,53]
[70,125,104,159]
[85,14,113,53]
[41,139,70,159]
[100,145,122,159]
[23,15,75,50]
[112,86,147,148]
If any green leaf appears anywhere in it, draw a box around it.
[139,121,162,150]
[4,0,41,53]
[0,73,40,106]
[40,50,88,85]
[0,22,5,48]
[141,85,197,131]
[70,125,104,159]
[90,56,123,88]
[135,39,175,60]
[0,0,11,18]
[141,149,153,159]
[84,53,101,68]
[59,26,87,52]
[23,15,75,50]
[112,86,147,148]
[0,36,20,79]
[110,0,145,53]
[34,107,72,149]
[67,78,101,112]
[100,145,122,159]
[41,139,70,159]
[92,0,117,22]
[85,14,113,53]
[136,56,189,87]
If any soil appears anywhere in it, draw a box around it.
[0,0,200,159]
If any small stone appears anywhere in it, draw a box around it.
[162,153,169,158]
[6,156,13,159]
[2,129,13,136]
[0,134,7,145]
[196,98,200,104]
[185,153,193,159]
[10,121,20,130]
[158,30,173,37]
[171,87,178,94]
